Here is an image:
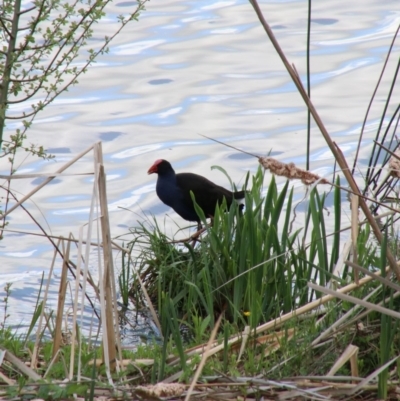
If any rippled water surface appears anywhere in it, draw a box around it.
[1,0,399,329]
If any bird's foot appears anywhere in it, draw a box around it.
[169,225,208,245]
[190,225,206,246]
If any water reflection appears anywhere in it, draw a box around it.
[0,0,397,336]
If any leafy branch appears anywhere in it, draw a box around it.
[0,0,148,153]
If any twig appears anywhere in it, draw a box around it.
[184,313,223,401]
[200,134,330,186]
[199,134,260,158]
[352,24,400,176]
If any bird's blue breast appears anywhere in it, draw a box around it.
[156,176,199,222]
[156,176,176,207]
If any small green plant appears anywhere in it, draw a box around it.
[119,242,133,307]
[1,282,12,329]
[191,313,211,344]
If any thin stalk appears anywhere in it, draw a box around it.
[353,24,400,177]
[306,0,311,170]
[329,175,341,271]
[366,57,400,190]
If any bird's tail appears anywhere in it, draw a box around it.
[233,190,246,200]
[233,191,246,211]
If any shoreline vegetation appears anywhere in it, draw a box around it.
[1,0,400,400]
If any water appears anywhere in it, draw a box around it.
[1,0,399,332]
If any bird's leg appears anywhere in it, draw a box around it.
[190,217,212,245]
[190,224,206,246]
[169,225,207,244]
[190,218,213,242]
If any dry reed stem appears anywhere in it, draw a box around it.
[44,348,63,379]
[69,233,100,300]
[249,0,400,281]
[327,344,359,377]
[345,260,400,293]
[4,350,42,381]
[350,194,359,285]
[69,234,83,380]
[53,238,70,359]
[76,220,93,381]
[0,369,15,385]
[237,325,250,363]
[258,157,330,185]
[0,172,93,179]
[308,282,400,319]
[95,143,118,374]
[334,290,400,347]
[330,239,352,285]
[31,239,61,369]
[71,211,102,381]
[1,227,121,249]
[311,284,382,347]
[350,351,359,381]
[184,313,223,401]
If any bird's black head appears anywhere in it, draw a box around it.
[147,159,175,175]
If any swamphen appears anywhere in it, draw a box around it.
[148,159,245,228]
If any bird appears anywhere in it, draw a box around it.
[148,159,245,229]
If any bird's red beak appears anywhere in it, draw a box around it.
[148,160,161,174]
[147,165,157,174]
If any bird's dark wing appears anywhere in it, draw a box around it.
[176,172,235,217]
